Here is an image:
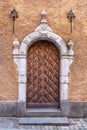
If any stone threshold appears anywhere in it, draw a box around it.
[25,108,62,117]
[19,117,69,125]
[26,108,61,112]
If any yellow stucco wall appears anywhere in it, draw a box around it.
[0,0,87,101]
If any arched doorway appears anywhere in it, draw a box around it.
[13,10,74,116]
[27,40,60,108]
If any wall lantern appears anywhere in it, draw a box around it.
[67,8,76,33]
[10,8,18,34]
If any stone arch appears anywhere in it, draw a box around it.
[20,31,68,56]
[13,9,74,116]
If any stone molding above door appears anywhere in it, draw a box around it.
[12,9,74,116]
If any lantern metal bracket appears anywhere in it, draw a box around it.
[10,8,18,34]
[67,8,76,33]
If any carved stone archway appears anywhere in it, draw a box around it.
[13,9,74,116]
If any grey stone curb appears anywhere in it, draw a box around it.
[0,128,38,130]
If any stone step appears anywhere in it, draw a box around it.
[25,108,62,117]
[19,117,69,125]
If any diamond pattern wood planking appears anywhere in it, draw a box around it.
[27,41,60,108]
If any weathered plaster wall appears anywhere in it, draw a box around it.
[0,0,87,101]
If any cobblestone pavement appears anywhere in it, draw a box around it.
[0,117,87,130]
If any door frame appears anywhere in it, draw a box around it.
[13,10,74,116]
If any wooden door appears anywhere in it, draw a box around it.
[27,40,60,108]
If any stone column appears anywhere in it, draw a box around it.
[13,39,19,70]
[60,56,69,101]
[18,56,27,102]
